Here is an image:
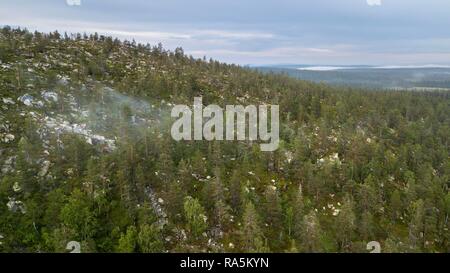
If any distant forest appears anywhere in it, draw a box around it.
[0,27,449,253]
[256,66,450,90]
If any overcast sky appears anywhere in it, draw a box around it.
[1,0,450,65]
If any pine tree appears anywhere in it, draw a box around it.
[389,190,403,221]
[164,180,184,218]
[183,196,207,239]
[229,170,243,213]
[60,189,98,241]
[177,159,192,194]
[16,136,38,195]
[117,226,137,253]
[299,210,322,252]
[291,185,305,240]
[213,199,232,231]
[334,195,356,251]
[359,211,374,241]
[137,223,164,253]
[202,167,224,211]
[357,175,380,214]
[241,202,268,252]
[135,164,147,202]
[409,199,425,251]
[263,185,283,228]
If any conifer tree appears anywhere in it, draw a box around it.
[241,202,268,252]
[117,226,137,253]
[183,196,207,239]
[138,223,164,253]
[335,195,356,251]
[299,210,322,252]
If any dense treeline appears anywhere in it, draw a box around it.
[0,27,449,253]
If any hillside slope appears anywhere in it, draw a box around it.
[0,27,449,253]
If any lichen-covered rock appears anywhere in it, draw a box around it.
[41,90,58,102]
[6,198,26,214]
[18,94,34,106]
[38,160,51,177]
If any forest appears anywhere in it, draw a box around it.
[0,27,449,253]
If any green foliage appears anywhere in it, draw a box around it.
[183,196,207,239]
[117,226,137,253]
[60,189,98,241]
[137,224,164,253]
[0,27,448,253]
[241,202,268,252]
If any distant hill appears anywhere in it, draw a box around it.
[256,65,450,90]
